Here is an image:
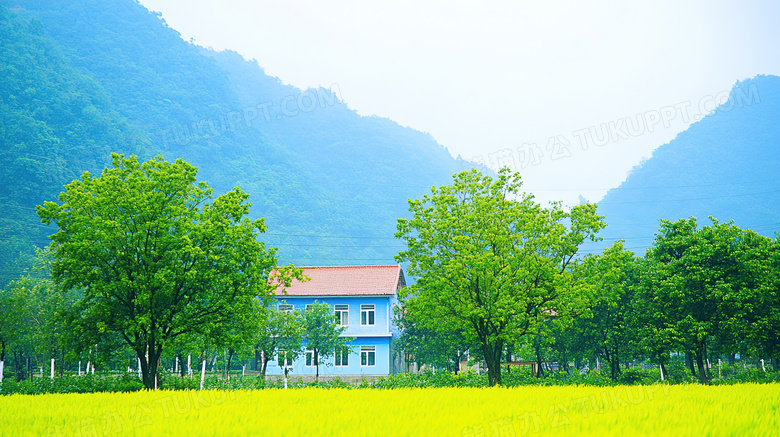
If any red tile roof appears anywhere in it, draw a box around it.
[273,265,406,296]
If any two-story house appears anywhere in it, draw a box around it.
[265,265,407,378]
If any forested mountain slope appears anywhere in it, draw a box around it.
[0,0,466,284]
[594,75,780,254]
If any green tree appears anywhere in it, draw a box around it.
[0,248,78,380]
[728,229,778,370]
[629,256,680,380]
[207,297,264,380]
[37,154,300,389]
[0,282,23,375]
[572,242,640,380]
[645,217,772,384]
[395,169,604,386]
[394,304,472,373]
[255,304,304,377]
[301,301,353,382]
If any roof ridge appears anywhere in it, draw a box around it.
[296,265,399,269]
[271,265,404,296]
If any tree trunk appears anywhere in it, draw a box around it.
[685,351,696,376]
[773,357,778,372]
[252,346,259,371]
[14,350,20,382]
[657,352,667,380]
[534,341,545,378]
[314,349,320,383]
[728,353,736,367]
[611,344,621,380]
[481,339,503,386]
[139,345,163,390]
[694,349,709,384]
[177,354,185,377]
[226,348,234,380]
[261,355,269,377]
[451,354,457,374]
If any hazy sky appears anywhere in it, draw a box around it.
[138,0,780,204]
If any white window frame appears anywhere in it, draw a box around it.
[305,303,331,312]
[305,349,316,367]
[278,303,293,314]
[361,304,375,326]
[334,304,349,326]
[360,346,376,367]
[335,348,349,367]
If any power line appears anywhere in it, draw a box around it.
[526,178,780,192]
[598,189,780,205]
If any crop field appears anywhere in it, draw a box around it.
[1,384,778,436]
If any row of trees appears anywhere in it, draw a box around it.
[0,264,349,386]
[2,157,777,389]
[395,169,780,385]
[0,154,349,389]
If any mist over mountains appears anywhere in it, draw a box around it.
[0,0,466,283]
[593,75,780,255]
[1,0,778,285]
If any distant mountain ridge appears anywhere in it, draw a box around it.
[0,0,467,284]
[2,0,777,285]
[593,75,780,254]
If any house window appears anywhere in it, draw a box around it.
[278,304,293,314]
[361,346,375,366]
[277,351,293,367]
[334,304,349,326]
[335,348,349,367]
[305,303,330,312]
[361,304,375,326]
[305,349,317,367]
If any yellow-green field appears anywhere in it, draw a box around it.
[1,384,778,436]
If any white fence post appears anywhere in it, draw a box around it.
[0,360,4,383]
[659,364,664,381]
[188,354,192,378]
[50,358,55,380]
[200,359,207,390]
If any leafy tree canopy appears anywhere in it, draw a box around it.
[395,168,605,385]
[37,153,300,389]
[301,301,353,382]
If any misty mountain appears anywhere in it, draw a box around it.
[593,75,780,255]
[0,0,467,284]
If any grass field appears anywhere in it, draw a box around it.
[1,384,778,436]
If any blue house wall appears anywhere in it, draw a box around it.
[264,294,401,377]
